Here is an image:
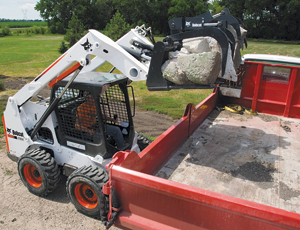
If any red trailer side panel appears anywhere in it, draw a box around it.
[111,166,300,230]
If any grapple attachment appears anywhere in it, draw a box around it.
[146,27,233,91]
[136,9,246,91]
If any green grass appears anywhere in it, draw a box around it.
[131,81,212,119]
[241,41,300,57]
[0,34,64,77]
[5,169,13,176]
[0,21,47,28]
[1,34,300,124]
[0,98,7,134]
[96,62,212,119]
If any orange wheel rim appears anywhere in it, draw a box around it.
[74,183,98,209]
[23,164,42,188]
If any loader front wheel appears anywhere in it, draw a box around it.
[18,149,61,196]
[66,166,108,218]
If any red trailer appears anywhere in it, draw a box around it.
[103,54,300,229]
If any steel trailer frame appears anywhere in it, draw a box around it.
[103,58,300,229]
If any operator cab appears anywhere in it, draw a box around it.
[51,72,135,159]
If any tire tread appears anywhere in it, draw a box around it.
[18,148,61,196]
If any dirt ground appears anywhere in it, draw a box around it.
[0,78,176,229]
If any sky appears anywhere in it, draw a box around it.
[0,0,42,20]
[0,0,215,20]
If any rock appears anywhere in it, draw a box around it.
[168,47,189,59]
[233,43,242,71]
[162,59,194,85]
[219,46,237,81]
[207,37,221,52]
[178,51,221,85]
[183,38,211,53]
[226,25,246,72]
[240,26,247,42]
[162,37,222,85]
[161,34,245,85]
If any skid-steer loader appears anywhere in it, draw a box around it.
[3,8,246,222]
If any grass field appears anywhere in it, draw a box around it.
[0,33,300,121]
[0,21,47,28]
[241,41,300,57]
[0,34,64,77]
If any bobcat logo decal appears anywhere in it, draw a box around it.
[81,39,92,51]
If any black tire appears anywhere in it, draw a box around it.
[66,165,108,218]
[17,148,61,196]
[137,133,152,151]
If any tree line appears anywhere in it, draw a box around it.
[35,0,300,42]
[220,0,300,40]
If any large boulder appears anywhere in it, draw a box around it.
[162,37,222,85]
[161,31,246,85]
[227,25,248,72]
[162,59,193,85]
[178,51,221,85]
[162,51,221,85]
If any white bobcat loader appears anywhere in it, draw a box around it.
[3,9,246,225]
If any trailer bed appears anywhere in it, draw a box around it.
[156,109,300,213]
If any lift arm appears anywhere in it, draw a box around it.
[13,29,150,107]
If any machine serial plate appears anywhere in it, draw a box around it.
[67,141,86,150]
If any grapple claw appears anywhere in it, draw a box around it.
[146,8,246,91]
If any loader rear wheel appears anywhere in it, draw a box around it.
[66,165,108,218]
[18,149,61,196]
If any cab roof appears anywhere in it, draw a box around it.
[59,72,128,88]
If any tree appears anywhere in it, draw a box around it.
[168,0,208,19]
[219,0,300,40]
[219,0,246,21]
[35,0,113,34]
[151,0,171,35]
[275,0,300,40]
[209,0,225,15]
[102,11,131,41]
[64,14,85,47]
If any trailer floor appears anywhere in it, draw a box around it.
[156,109,300,213]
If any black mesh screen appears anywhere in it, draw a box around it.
[75,94,100,141]
[56,87,98,142]
[55,84,129,144]
[100,85,129,126]
[37,127,54,144]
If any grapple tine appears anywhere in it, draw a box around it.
[236,17,245,29]
[224,28,236,58]
[244,37,248,48]
[146,42,169,91]
[236,17,247,49]
[213,15,243,49]
[167,27,230,76]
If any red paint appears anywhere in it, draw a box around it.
[111,166,300,230]
[34,53,67,81]
[48,62,81,88]
[2,116,9,152]
[107,90,218,175]
[229,61,300,118]
[103,60,300,229]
